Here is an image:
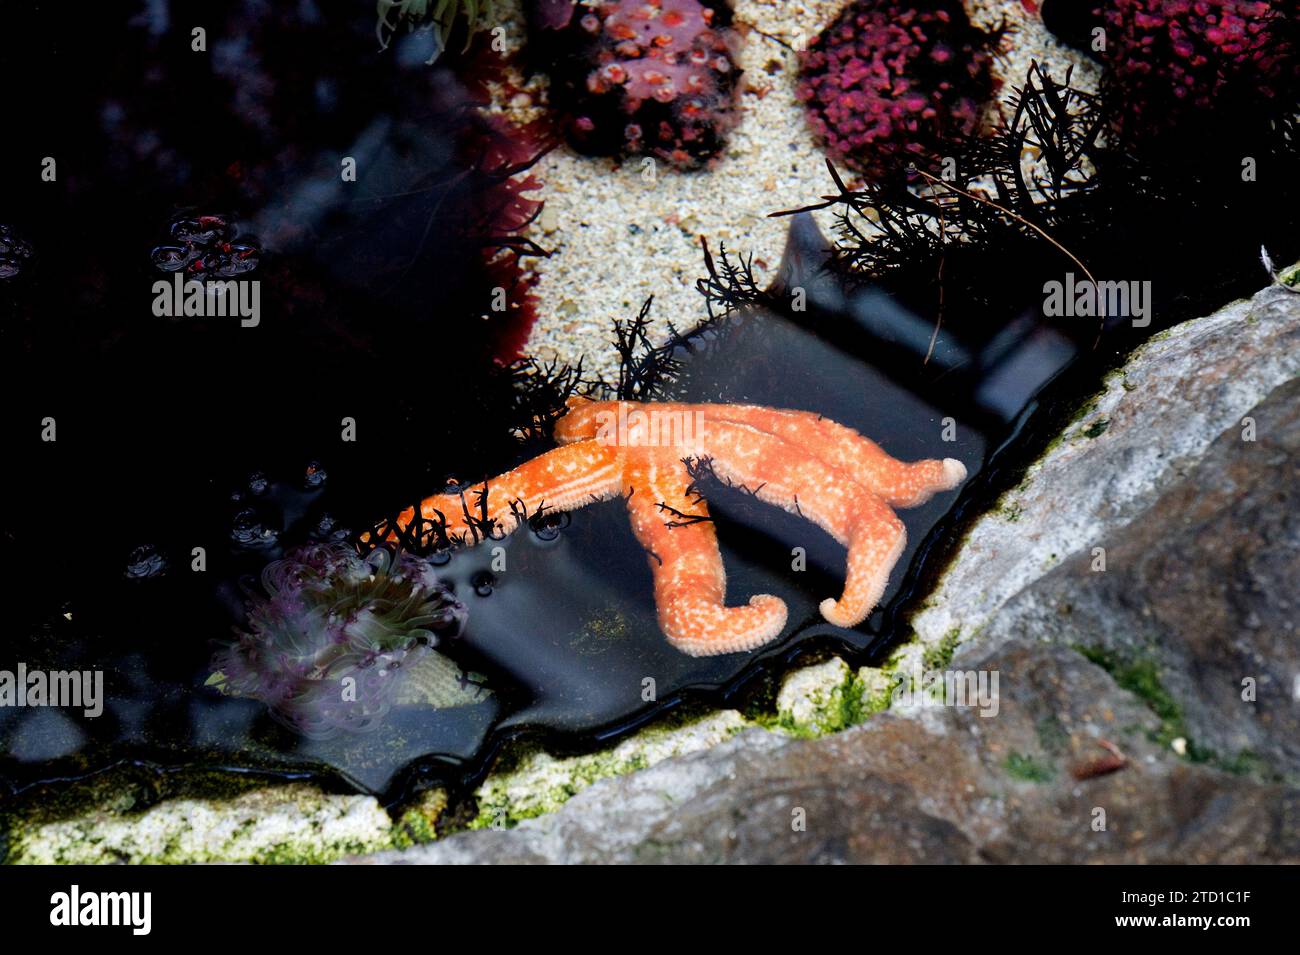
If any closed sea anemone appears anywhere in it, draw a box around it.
[210,543,468,739]
[1101,0,1298,148]
[796,0,1000,181]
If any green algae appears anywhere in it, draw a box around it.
[467,707,752,830]
[6,782,394,865]
[922,627,962,673]
[1004,752,1056,783]
[391,787,450,849]
[1074,644,1214,761]
[774,661,870,737]
[1082,418,1109,439]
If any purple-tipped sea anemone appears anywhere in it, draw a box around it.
[796,0,999,181]
[210,543,467,739]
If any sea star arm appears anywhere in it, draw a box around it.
[703,419,907,628]
[384,439,624,544]
[624,447,788,657]
[699,404,966,508]
[556,398,965,508]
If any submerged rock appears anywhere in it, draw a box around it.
[362,636,1298,863]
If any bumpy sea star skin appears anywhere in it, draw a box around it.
[622,443,789,654]
[383,399,966,655]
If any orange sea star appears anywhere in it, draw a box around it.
[378,399,967,656]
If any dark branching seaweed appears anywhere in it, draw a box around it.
[361,288,750,554]
[504,353,585,445]
[771,63,1108,285]
[694,59,1299,344]
[594,292,730,402]
[958,63,1105,224]
[356,346,593,555]
[655,501,713,529]
[681,454,792,516]
[363,505,452,557]
[609,296,681,401]
[693,241,787,325]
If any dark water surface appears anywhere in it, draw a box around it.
[1,2,1294,809]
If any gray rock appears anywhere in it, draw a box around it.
[356,638,1299,863]
[977,374,1300,779]
[911,283,1300,653]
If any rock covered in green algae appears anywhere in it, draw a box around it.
[774,658,865,736]
[8,784,394,865]
[470,709,750,829]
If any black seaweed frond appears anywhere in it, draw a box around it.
[358,505,453,557]
[464,484,507,543]
[611,296,679,400]
[770,63,1109,285]
[593,294,725,402]
[683,455,767,503]
[504,353,586,444]
[965,62,1105,221]
[697,238,773,319]
[655,501,713,528]
[693,237,821,340]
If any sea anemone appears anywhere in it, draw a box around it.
[532,0,743,169]
[796,0,1000,181]
[210,543,468,739]
[376,0,499,60]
